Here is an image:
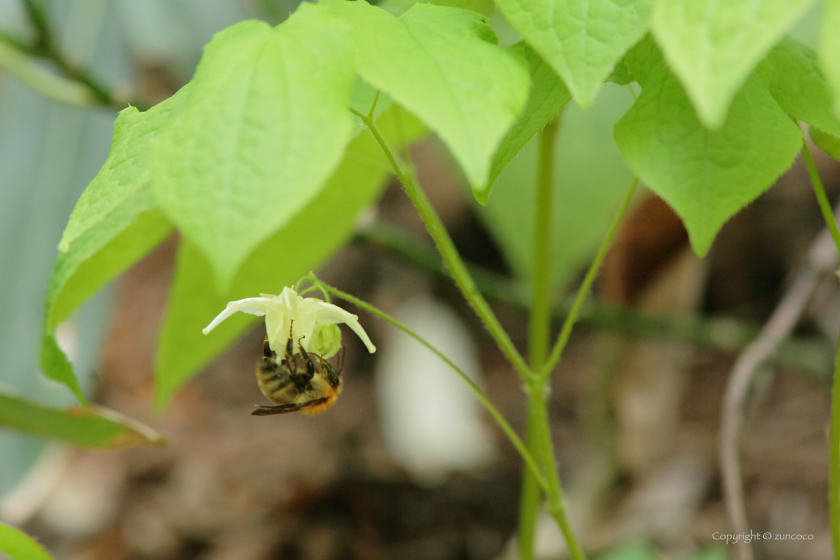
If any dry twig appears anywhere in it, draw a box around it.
[720,212,840,560]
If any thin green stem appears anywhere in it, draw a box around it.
[530,382,587,560]
[803,141,840,251]
[626,83,638,100]
[803,140,840,559]
[355,110,531,380]
[367,90,381,120]
[529,118,560,369]
[519,117,561,560]
[540,176,639,384]
[313,279,549,492]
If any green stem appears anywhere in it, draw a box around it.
[519,118,561,560]
[540,176,639,385]
[313,279,549,492]
[802,140,840,559]
[803,141,840,251]
[530,382,587,560]
[1,1,147,110]
[351,108,531,380]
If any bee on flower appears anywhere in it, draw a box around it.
[202,286,375,415]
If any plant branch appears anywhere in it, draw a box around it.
[539,176,639,384]
[311,278,549,492]
[802,140,840,560]
[354,109,531,380]
[720,146,840,560]
[520,118,561,560]
[0,1,147,110]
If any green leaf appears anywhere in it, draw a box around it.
[479,44,571,204]
[493,0,652,108]
[811,126,840,160]
[764,38,840,137]
[151,6,356,292]
[820,0,840,117]
[0,389,165,448]
[651,0,816,129]
[40,88,185,403]
[0,522,54,560]
[477,83,634,287]
[323,0,529,190]
[40,205,172,404]
[154,107,426,411]
[58,86,187,253]
[614,63,802,256]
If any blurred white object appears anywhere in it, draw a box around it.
[375,295,496,485]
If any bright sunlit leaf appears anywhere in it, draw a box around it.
[494,0,652,108]
[151,6,356,292]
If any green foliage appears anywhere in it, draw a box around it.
[36,0,840,422]
[493,0,651,108]
[151,7,356,292]
[323,0,529,192]
[0,522,54,560]
[651,0,815,129]
[0,390,164,447]
[41,206,172,403]
[615,38,802,256]
[57,87,187,252]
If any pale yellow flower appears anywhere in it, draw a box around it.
[202,286,375,358]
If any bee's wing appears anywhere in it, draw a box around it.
[251,397,330,416]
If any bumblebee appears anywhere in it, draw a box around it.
[252,323,344,416]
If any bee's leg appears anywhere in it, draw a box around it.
[262,336,273,359]
[297,336,316,380]
[251,397,329,416]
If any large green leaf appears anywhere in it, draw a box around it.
[151,6,355,292]
[764,38,840,137]
[478,44,571,204]
[154,107,426,411]
[39,89,184,403]
[820,0,840,117]
[614,60,802,256]
[651,0,815,129]
[0,390,164,448]
[58,86,186,252]
[476,83,634,288]
[323,0,529,192]
[492,0,652,108]
[0,523,54,560]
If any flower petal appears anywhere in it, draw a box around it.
[308,301,377,353]
[202,297,273,335]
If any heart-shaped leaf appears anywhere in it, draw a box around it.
[151,6,355,292]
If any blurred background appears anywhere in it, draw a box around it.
[1,1,839,559]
